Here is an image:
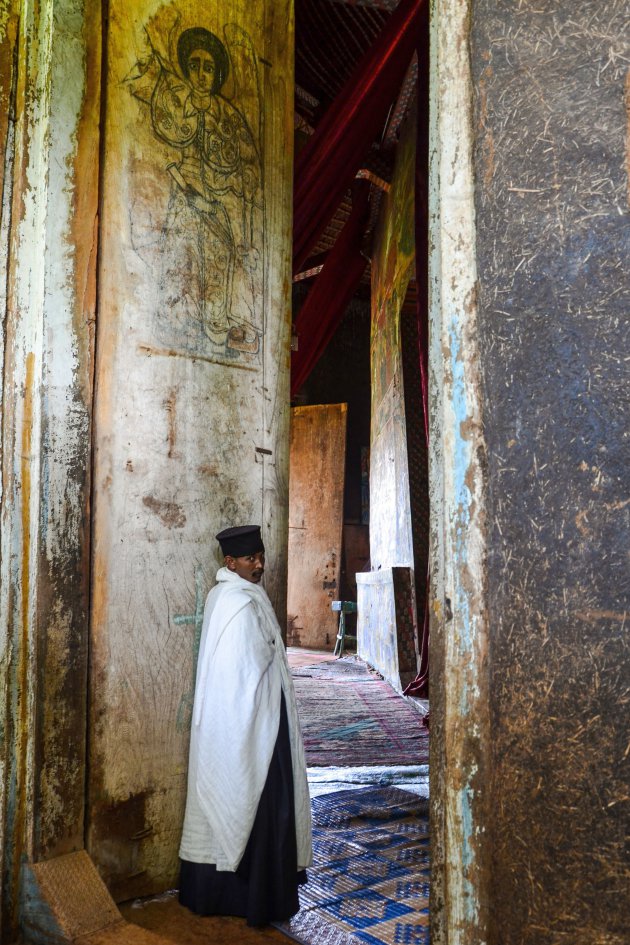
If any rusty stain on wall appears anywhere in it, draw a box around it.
[142,495,186,529]
[163,388,179,459]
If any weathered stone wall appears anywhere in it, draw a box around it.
[470,1,629,942]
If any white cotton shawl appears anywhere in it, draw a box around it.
[179,567,313,872]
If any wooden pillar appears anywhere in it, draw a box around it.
[87,0,294,901]
[430,1,629,942]
[428,2,488,941]
[0,0,100,937]
[0,0,294,934]
[360,104,420,686]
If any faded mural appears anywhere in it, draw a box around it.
[88,0,294,900]
[127,18,264,363]
[359,105,417,688]
[369,104,416,570]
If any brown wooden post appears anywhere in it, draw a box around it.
[0,0,101,937]
[87,0,294,901]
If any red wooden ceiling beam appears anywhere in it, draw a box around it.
[293,0,425,273]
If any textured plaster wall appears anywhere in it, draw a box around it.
[470,1,629,942]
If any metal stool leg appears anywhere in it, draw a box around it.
[333,610,346,658]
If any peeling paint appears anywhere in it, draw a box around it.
[1,0,100,936]
[429,2,489,944]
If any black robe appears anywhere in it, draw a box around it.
[179,693,307,926]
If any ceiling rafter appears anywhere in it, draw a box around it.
[321,0,401,10]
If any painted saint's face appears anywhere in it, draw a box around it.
[187,48,215,93]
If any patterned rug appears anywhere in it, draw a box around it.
[278,787,430,945]
[293,660,429,767]
[292,656,374,682]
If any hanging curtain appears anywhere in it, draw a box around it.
[293,0,426,273]
[404,8,430,699]
[291,179,371,398]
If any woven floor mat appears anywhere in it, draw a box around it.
[278,786,430,945]
[311,787,428,827]
[294,677,429,767]
[292,657,375,682]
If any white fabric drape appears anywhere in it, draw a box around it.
[179,567,312,872]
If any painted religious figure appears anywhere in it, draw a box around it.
[127,22,264,362]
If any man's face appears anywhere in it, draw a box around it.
[187,48,215,94]
[225,551,265,584]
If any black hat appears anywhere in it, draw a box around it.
[216,525,265,557]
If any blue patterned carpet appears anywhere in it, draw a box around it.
[279,787,430,945]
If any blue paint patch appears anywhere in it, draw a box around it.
[448,318,474,667]
[449,317,481,925]
[461,787,478,921]
[174,565,207,732]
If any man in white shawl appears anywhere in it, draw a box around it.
[179,525,312,926]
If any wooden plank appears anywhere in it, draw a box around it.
[88,0,293,899]
[343,522,369,597]
[287,403,347,649]
[0,15,19,918]
[429,3,487,943]
[0,2,100,937]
